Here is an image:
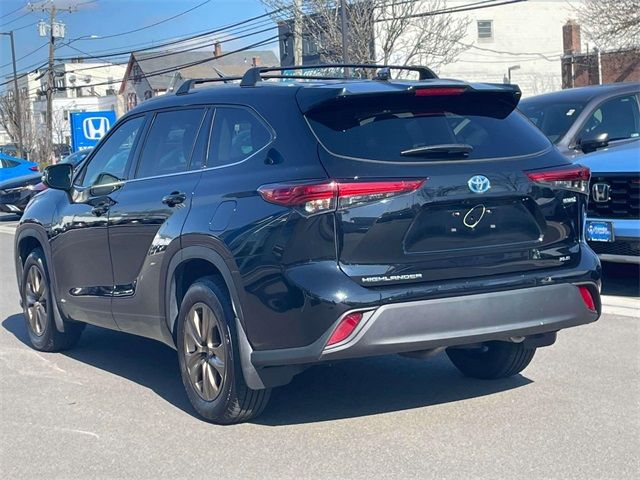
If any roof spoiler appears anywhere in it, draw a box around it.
[240,63,438,87]
[298,82,523,117]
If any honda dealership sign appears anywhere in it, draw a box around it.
[70,111,117,152]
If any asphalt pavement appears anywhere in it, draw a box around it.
[0,214,638,479]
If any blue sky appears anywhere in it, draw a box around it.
[0,0,278,78]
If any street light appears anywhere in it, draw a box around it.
[0,31,24,159]
[507,64,521,84]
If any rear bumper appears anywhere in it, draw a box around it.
[251,282,600,367]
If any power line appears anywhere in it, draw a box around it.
[0,11,31,28]
[378,0,528,22]
[56,9,280,61]
[21,35,280,96]
[0,2,26,20]
[90,0,213,41]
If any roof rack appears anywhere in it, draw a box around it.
[240,64,438,87]
[175,76,242,95]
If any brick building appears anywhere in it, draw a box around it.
[561,20,640,89]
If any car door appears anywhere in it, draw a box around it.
[49,115,146,329]
[107,107,209,341]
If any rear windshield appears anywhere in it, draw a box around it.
[518,99,588,143]
[306,95,551,162]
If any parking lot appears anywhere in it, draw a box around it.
[0,212,638,479]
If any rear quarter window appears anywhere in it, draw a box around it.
[306,95,552,162]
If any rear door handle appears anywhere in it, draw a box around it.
[91,203,110,217]
[162,191,187,207]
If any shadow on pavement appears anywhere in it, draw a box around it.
[601,262,639,297]
[3,313,532,425]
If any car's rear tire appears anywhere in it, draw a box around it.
[21,248,84,352]
[176,276,271,424]
[446,341,536,379]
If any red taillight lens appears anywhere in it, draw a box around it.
[258,179,424,215]
[327,312,363,346]
[29,166,39,171]
[415,87,466,96]
[578,286,596,311]
[526,166,590,193]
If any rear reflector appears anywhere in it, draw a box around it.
[526,165,590,193]
[258,179,424,215]
[327,312,363,346]
[578,286,596,311]
[415,87,466,96]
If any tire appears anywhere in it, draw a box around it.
[176,276,271,424]
[21,248,84,352]
[446,341,536,379]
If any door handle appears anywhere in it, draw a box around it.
[162,191,187,207]
[91,202,110,217]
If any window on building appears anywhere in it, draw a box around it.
[477,20,493,40]
[208,107,272,167]
[135,108,206,178]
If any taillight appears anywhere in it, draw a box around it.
[415,87,466,96]
[578,285,596,311]
[327,312,363,346]
[526,166,590,193]
[258,179,425,215]
[29,166,39,171]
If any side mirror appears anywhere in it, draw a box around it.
[43,163,73,191]
[578,132,609,154]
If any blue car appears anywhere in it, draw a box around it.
[579,140,640,264]
[0,153,38,182]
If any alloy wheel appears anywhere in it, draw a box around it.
[183,302,226,401]
[24,265,47,336]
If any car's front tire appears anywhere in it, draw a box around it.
[21,248,84,351]
[446,341,536,379]
[176,277,270,424]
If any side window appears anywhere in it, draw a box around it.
[208,107,272,167]
[135,108,205,179]
[79,116,144,187]
[578,95,640,142]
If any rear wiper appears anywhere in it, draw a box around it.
[400,144,473,157]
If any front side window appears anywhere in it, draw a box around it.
[577,95,640,142]
[79,116,144,187]
[208,107,272,167]
[135,108,206,179]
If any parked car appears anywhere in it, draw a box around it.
[14,65,601,424]
[0,148,92,215]
[0,152,38,183]
[519,82,640,158]
[578,140,639,264]
[0,144,19,157]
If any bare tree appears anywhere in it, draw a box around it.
[578,0,640,51]
[0,90,42,163]
[262,0,470,73]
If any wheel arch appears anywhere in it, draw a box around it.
[165,243,274,390]
[14,225,67,333]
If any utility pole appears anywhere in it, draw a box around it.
[28,1,75,164]
[293,0,302,66]
[0,31,24,158]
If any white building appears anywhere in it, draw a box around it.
[32,61,126,145]
[437,0,584,97]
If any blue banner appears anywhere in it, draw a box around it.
[70,111,117,152]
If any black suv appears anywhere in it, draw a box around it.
[14,65,601,424]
